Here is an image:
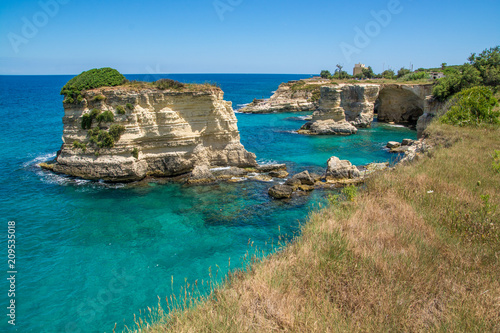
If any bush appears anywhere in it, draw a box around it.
[93,95,106,102]
[342,185,358,202]
[155,78,185,90]
[97,131,115,148]
[320,70,332,79]
[96,110,114,123]
[89,108,101,119]
[433,64,482,101]
[440,86,499,126]
[109,124,125,141]
[64,96,75,104]
[492,150,500,173]
[116,105,126,114]
[126,103,134,110]
[132,147,139,159]
[381,69,395,80]
[81,108,102,129]
[81,114,92,129]
[398,71,430,81]
[60,68,125,96]
[397,67,411,78]
[72,140,87,152]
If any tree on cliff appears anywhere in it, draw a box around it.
[433,46,499,101]
[381,69,395,80]
[336,64,344,79]
[397,67,411,78]
[468,46,500,86]
[320,70,332,79]
[362,66,375,79]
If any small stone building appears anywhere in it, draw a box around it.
[353,63,368,76]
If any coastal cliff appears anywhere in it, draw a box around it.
[241,79,435,136]
[239,79,332,113]
[50,80,257,182]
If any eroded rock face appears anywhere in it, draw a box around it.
[299,84,380,135]
[377,84,433,124]
[52,86,257,181]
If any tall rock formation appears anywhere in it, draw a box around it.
[50,85,257,181]
[299,84,380,135]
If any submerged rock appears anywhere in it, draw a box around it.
[268,185,294,199]
[188,165,216,184]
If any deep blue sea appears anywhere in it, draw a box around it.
[0,74,416,332]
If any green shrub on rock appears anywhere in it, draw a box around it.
[96,110,114,124]
[116,105,126,114]
[60,67,125,104]
[109,124,125,141]
[132,147,139,159]
[155,78,185,90]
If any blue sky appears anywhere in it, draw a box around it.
[0,0,499,75]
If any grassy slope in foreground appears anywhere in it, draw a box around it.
[129,122,499,332]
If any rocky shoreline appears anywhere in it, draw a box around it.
[239,78,442,138]
[267,137,429,199]
[42,71,431,189]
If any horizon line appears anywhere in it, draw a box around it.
[0,73,318,76]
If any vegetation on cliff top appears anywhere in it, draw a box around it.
[61,68,221,104]
[128,122,500,333]
[433,46,500,101]
[61,67,126,103]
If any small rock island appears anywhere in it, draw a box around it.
[43,68,258,182]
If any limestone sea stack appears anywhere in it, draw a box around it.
[47,69,257,182]
[299,84,380,135]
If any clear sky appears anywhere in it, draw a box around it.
[0,0,499,75]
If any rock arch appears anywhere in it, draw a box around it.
[376,84,433,124]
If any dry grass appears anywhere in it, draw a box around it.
[127,123,500,333]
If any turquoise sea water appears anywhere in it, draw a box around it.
[0,74,416,332]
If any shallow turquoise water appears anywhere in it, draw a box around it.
[0,74,416,332]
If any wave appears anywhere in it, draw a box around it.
[210,166,231,172]
[27,152,126,189]
[257,159,279,166]
[23,152,57,168]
